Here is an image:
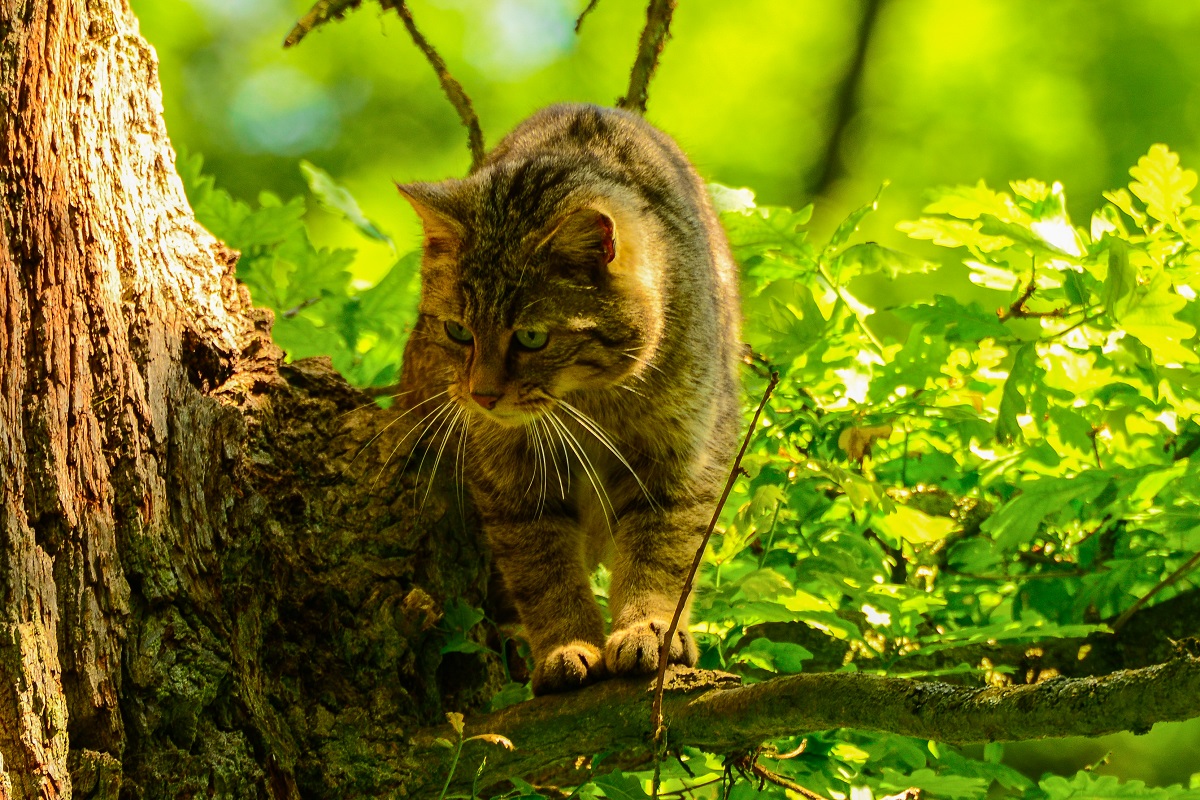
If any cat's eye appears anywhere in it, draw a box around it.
[444,321,473,344]
[514,330,549,351]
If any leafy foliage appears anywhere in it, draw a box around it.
[178,151,420,390]
[188,147,1200,799]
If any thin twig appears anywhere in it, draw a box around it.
[1112,550,1200,632]
[284,0,364,48]
[575,0,602,32]
[617,0,677,114]
[650,372,780,744]
[379,0,486,170]
[736,754,831,800]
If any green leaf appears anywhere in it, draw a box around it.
[894,295,1009,342]
[1119,274,1198,364]
[880,767,988,800]
[923,181,1022,222]
[1041,772,1200,800]
[873,504,957,545]
[827,183,887,252]
[1104,238,1135,315]
[301,160,393,244]
[995,343,1044,443]
[835,242,938,280]
[487,682,533,712]
[732,638,813,673]
[981,472,1113,549]
[593,771,650,800]
[897,217,1012,252]
[440,599,488,655]
[1128,144,1197,225]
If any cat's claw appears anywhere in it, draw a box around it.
[531,641,607,695]
[605,619,698,676]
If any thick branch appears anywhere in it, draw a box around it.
[617,0,677,114]
[411,656,1200,794]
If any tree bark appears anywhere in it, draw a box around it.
[0,1,494,797]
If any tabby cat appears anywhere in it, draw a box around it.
[397,103,741,694]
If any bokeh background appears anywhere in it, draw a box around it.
[128,0,1200,786]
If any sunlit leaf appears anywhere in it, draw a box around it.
[1128,144,1197,225]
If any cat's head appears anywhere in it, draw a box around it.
[398,165,662,426]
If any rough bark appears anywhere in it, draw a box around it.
[1,1,495,797]
[412,655,1200,796]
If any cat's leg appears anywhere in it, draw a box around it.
[487,517,608,694]
[604,505,704,676]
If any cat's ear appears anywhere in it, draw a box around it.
[396,181,464,259]
[541,207,617,280]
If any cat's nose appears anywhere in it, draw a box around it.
[470,392,501,410]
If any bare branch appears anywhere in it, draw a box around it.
[284,0,364,48]
[651,372,779,739]
[617,0,677,114]
[380,0,486,170]
[575,0,602,33]
[288,1,486,169]
[1112,551,1200,632]
[413,655,1200,795]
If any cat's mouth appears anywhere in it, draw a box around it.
[455,389,555,427]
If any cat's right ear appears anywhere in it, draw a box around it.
[396,182,464,260]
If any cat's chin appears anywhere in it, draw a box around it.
[470,407,550,429]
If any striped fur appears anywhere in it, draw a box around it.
[398,104,741,694]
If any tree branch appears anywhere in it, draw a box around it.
[380,0,486,171]
[651,372,778,741]
[287,0,486,171]
[575,0,602,33]
[284,0,364,48]
[410,655,1200,795]
[617,0,677,114]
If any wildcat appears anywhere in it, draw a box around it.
[397,103,741,694]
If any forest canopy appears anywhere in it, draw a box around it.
[129,0,1200,797]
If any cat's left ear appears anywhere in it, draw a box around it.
[541,207,617,281]
[396,181,464,259]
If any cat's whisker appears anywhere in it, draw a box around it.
[558,400,658,512]
[618,349,666,378]
[337,386,424,421]
[352,390,449,464]
[536,421,549,517]
[421,405,464,512]
[377,398,456,489]
[524,423,541,499]
[455,412,470,516]
[547,411,614,534]
[538,417,566,499]
[409,402,461,504]
[372,398,454,486]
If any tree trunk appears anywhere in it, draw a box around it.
[0,1,495,797]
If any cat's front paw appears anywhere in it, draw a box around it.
[605,619,698,676]
[531,641,607,695]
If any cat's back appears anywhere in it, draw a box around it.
[479,104,707,217]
